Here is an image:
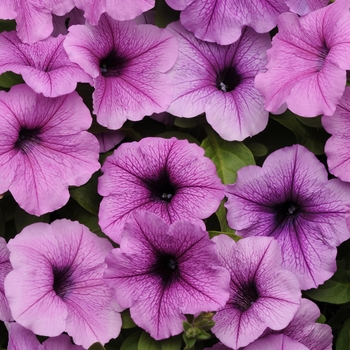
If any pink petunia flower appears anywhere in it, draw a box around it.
[0,237,11,321]
[5,220,122,349]
[225,144,350,289]
[211,235,301,349]
[7,322,84,350]
[0,84,100,216]
[0,32,91,97]
[64,14,177,130]
[166,22,270,141]
[98,137,224,243]
[104,211,230,340]
[255,0,350,117]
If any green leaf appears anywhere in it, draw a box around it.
[88,343,106,350]
[155,0,180,28]
[270,111,327,155]
[0,71,24,88]
[160,335,183,350]
[0,19,16,32]
[245,142,268,157]
[138,331,161,350]
[174,117,201,129]
[201,128,255,185]
[208,230,240,241]
[121,331,142,350]
[336,316,350,350]
[14,206,50,233]
[70,172,101,216]
[121,309,137,329]
[317,314,326,324]
[295,115,322,128]
[214,200,235,234]
[305,259,350,304]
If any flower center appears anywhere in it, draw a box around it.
[52,265,73,299]
[216,66,242,92]
[100,49,128,77]
[145,169,177,203]
[152,253,179,287]
[233,280,259,312]
[15,127,41,153]
[274,201,300,224]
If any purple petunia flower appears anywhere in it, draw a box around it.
[211,235,300,349]
[225,144,350,290]
[73,0,154,25]
[286,0,329,15]
[104,211,230,340]
[244,334,308,350]
[4,219,122,349]
[7,322,84,350]
[166,22,270,141]
[98,137,224,243]
[0,237,11,321]
[51,7,85,37]
[0,84,100,216]
[0,0,74,43]
[255,0,350,117]
[323,87,350,183]
[64,14,177,130]
[0,32,90,97]
[165,0,288,45]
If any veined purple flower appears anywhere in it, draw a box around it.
[225,144,350,290]
[255,0,350,117]
[64,14,177,130]
[165,0,288,45]
[286,0,329,15]
[51,7,85,37]
[95,130,125,153]
[0,32,90,97]
[244,334,309,350]
[323,87,350,183]
[211,235,300,349]
[98,137,224,243]
[7,322,84,350]
[0,237,11,321]
[73,0,154,25]
[166,22,270,141]
[104,211,230,340]
[4,220,122,349]
[0,0,74,43]
[0,84,100,216]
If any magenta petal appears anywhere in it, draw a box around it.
[0,85,100,215]
[104,211,230,340]
[0,237,12,321]
[245,334,308,350]
[286,0,329,15]
[6,322,41,350]
[98,137,224,243]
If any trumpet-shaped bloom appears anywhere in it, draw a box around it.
[211,235,300,349]
[0,32,90,97]
[104,211,230,340]
[255,0,350,117]
[73,0,154,25]
[225,144,350,290]
[323,87,350,183]
[7,322,84,350]
[0,84,100,216]
[286,0,329,15]
[0,0,74,43]
[0,237,11,321]
[64,14,177,130]
[167,22,270,141]
[165,0,288,45]
[98,137,224,243]
[5,220,121,349]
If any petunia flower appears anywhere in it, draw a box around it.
[0,32,91,97]
[95,130,125,153]
[51,7,85,37]
[104,211,230,340]
[0,0,74,44]
[165,0,288,45]
[211,235,301,349]
[322,87,350,183]
[225,144,350,290]
[7,322,84,350]
[286,0,329,15]
[98,137,224,243]
[255,0,350,117]
[166,22,270,141]
[0,84,100,216]
[73,0,154,25]
[64,14,177,130]
[244,334,308,350]
[4,219,122,349]
[0,237,11,321]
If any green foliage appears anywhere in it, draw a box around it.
[208,230,241,241]
[0,19,16,32]
[155,0,180,28]
[0,72,24,89]
[138,332,162,350]
[160,335,183,350]
[121,331,142,350]
[88,343,106,350]
[121,309,137,329]
[14,206,50,233]
[305,259,350,304]
[336,316,350,350]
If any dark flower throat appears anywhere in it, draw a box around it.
[100,50,128,77]
[216,66,242,92]
[15,127,41,153]
[52,265,73,299]
[145,169,177,203]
